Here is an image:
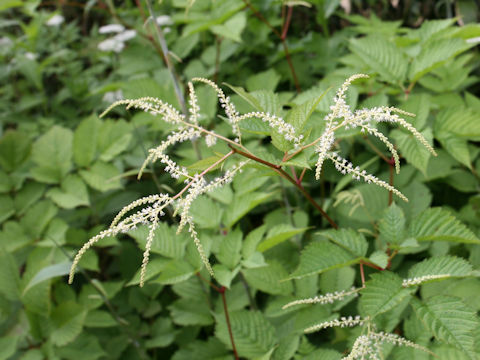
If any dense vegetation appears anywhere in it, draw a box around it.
[1,1,480,359]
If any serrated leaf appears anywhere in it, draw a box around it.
[435,107,480,140]
[287,241,361,280]
[79,161,122,192]
[217,229,242,269]
[436,132,471,168]
[408,256,473,280]
[169,298,213,326]
[215,310,277,358]
[46,175,90,209]
[0,130,31,172]
[246,69,281,92]
[31,126,73,184]
[379,203,406,247]
[210,12,246,42]
[242,225,267,259]
[23,261,72,294]
[369,251,389,269]
[84,310,117,328]
[409,208,480,244]
[223,192,273,227]
[51,302,87,346]
[411,296,478,359]
[349,36,408,84]
[129,223,188,259]
[156,259,196,285]
[359,271,413,318]
[190,196,223,229]
[319,228,368,257]
[0,248,20,301]
[242,261,293,295]
[74,115,100,167]
[391,128,433,175]
[212,264,240,288]
[257,224,308,253]
[409,38,472,81]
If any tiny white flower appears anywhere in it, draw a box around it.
[46,14,64,26]
[99,24,125,34]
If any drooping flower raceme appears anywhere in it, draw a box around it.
[69,80,301,288]
[311,74,436,201]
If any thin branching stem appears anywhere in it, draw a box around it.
[229,145,338,229]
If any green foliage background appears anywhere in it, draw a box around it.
[1,0,480,359]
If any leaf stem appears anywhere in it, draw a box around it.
[229,145,338,229]
[220,287,239,360]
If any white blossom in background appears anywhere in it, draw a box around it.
[24,52,37,60]
[99,24,125,34]
[102,90,123,103]
[466,36,480,44]
[156,15,173,26]
[402,274,450,287]
[98,38,124,53]
[46,14,64,26]
[114,30,136,42]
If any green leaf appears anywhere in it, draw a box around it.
[409,208,480,244]
[368,251,389,269]
[212,264,240,288]
[0,221,32,252]
[55,334,106,360]
[0,248,20,301]
[412,296,478,359]
[391,128,433,175]
[0,195,14,223]
[217,229,242,269]
[74,115,100,167]
[156,259,196,285]
[242,225,267,259]
[210,12,246,42]
[145,318,175,348]
[246,69,281,92]
[169,298,213,326]
[127,258,169,286]
[50,301,87,346]
[190,196,223,229]
[349,36,408,84]
[379,203,406,247]
[84,310,117,328]
[436,132,471,168]
[0,130,31,172]
[319,228,368,258]
[359,271,413,318]
[408,256,473,281]
[79,161,122,192]
[31,126,73,184]
[435,107,480,140]
[129,223,188,259]
[46,175,90,209]
[0,336,18,360]
[242,261,293,295]
[257,224,308,253]
[97,120,132,162]
[223,192,273,227]
[287,240,361,280]
[20,200,57,238]
[215,310,277,358]
[23,261,72,294]
[14,181,45,215]
[409,38,472,81]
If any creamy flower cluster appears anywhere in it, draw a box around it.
[344,331,432,360]
[304,316,365,334]
[282,287,359,309]
[402,274,450,287]
[313,74,436,201]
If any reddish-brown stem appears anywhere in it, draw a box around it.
[360,260,384,271]
[290,166,299,183]
[281,6,293,40]
[195,274,238,359]
[229,145,338,229]
[360,263,365,286]
[298,168,307,184]
[242,0,301,93]
[220,287,239,360]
